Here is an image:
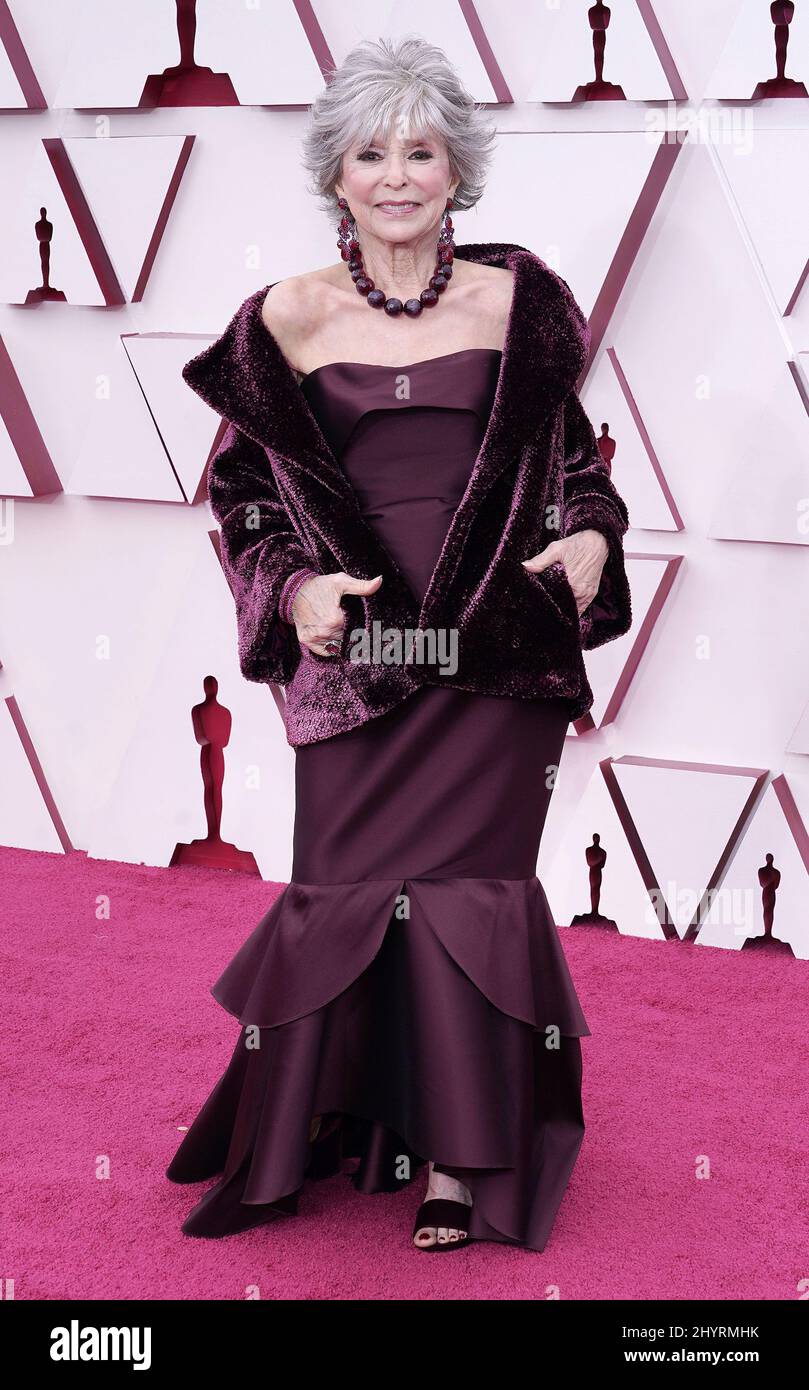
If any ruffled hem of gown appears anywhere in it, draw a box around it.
[166,875,590,1252]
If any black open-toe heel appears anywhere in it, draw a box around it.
[412,1198,473,1252]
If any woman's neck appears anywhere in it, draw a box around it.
[353,225,442,300]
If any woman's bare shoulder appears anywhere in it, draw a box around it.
[260,266,341,371]
[451,259,515,335]
[461,259,514,297]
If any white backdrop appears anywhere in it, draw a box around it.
[0,0,807,953]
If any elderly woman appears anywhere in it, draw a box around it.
[167,35,631,1254]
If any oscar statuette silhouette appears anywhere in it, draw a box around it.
[570,832,619,928]
[24,207,67,304]
[742,852,793,954]
[170,675,259,873]
[597,422,615,478]
[573,2,626,102]
[752,1,808,98]
[140,0,237,107]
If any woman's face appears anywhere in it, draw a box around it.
[335,126,459,243]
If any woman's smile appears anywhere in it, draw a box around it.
[375,200,420,216]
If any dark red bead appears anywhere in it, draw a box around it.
[384,297,403,316]
[430,274,448,293]
[439,247,454,264]
[367,289,386,308]
[440,264,453,278]
[403,298,423,316]
[420,288,439,306]
[348,257,363,272]
[348,239,360,254]
[355,277,373,295]
[338,246,349,261]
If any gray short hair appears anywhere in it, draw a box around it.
[301,35,497,226]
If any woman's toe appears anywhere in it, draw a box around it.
[414,1226,437,1247]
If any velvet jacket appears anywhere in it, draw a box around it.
[182,242,632,747]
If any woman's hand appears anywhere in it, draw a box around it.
[292,572,383,657]
[521,529,608,616]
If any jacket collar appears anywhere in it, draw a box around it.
[183,242,590,485]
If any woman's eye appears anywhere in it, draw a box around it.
[356,149,433,161]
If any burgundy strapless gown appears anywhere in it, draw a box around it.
[166,349,591,1252]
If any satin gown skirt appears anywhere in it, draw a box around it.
[166,352,591,1252]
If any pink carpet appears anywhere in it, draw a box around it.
[2,843,806,1301]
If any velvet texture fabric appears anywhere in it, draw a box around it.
[182,242,632,747]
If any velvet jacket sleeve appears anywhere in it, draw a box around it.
[206,420,319,685]
[558,387,632,650]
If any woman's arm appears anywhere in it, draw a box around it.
[278,566,321,624]
[558,387,633,649]
[206,420,319,684]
